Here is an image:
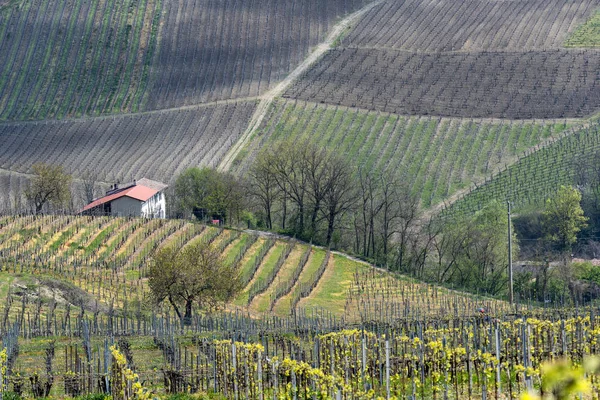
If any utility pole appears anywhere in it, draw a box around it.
[508,200,514,304]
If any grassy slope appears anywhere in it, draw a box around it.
[445,120,600,217]
[0,0,162,120]
[298,254,367,315]
[233,99,573,208]
[565,10,600,47]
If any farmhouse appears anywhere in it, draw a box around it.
[80,178,168,218]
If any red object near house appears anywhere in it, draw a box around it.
[212,219,220,225]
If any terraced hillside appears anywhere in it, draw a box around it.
[0,101,255,180]
[0,214,360,318]
[0,0,372,121]
[0,214,505,323]
[234,99,572,207]
[0,0,162,121]
[143,0,372,110]
[2,0,600,215]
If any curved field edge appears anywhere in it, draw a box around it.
[232,98,575,208]
[443,119,600,217]
[565,9,600,47]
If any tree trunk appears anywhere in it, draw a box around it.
[326,211,335,246]
[183,299,193,326]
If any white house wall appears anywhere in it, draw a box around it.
[141,192,166,218]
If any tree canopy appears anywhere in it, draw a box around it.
[148,241,241,326]
[25,163,72,213]
[543,185,588,252]
[174,167,244,223]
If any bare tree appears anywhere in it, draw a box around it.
[248,151,281,230]
[80,169,103,204]
[322,155,355,246]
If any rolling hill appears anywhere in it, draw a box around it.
[0,0,599,217]
[0,215,506,325]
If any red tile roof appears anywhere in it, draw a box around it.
[81,185,159,212]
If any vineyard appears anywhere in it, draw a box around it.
[0,214,362,319]
[0,0,373,121]
[342,0,600,51]
[7,214,593,399]
[234,99,571,207]
[443,120,600,217]
[566,9,600,47]
[0,101,256,205]
[143,0,373,110]
[0,0,162,120]
[2,214,600,399]
[284,48,600,119]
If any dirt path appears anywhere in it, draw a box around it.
[217,0,385,172]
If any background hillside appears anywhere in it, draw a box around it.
[1,0,600,213]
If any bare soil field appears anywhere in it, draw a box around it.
[344,0,600,51]
[142,0,372,110]
[0,101,256,194]
[284,48,600,119]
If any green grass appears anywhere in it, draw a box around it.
[565,10,600,47]
[234,243,285,306]
[272,248,326,316]
[299,254,366,315]
[234,100,573,208]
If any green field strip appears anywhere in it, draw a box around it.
[238,100,576,208]
[183,225,221,249]
[55,0,99,119]
[46,0,86,118]
[565,10,600,47]
[235,238,266,278]
[449,121,481,193]
[296,105,326,143]
[127,219,183,268]
[155,221,193,250]
[419,120,452,206]
[91,218,137,258]
[298,254,366,316]
[0,0,34,111]
[234,242,285,306]
[1,0,51,119]
[272,248,326,316]
[112,0,150,112]
[250,245,305,313]
[355,113,388,169]
[464,121,490,179]
[345,112,377,160]
[132,0,162,111]
[408,118,442,197]
[223,234,248,266]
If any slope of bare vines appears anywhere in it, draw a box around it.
[344,0,600,51]
[284,48,600,119]
[0,101,256,199]
[139,0,373,110]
